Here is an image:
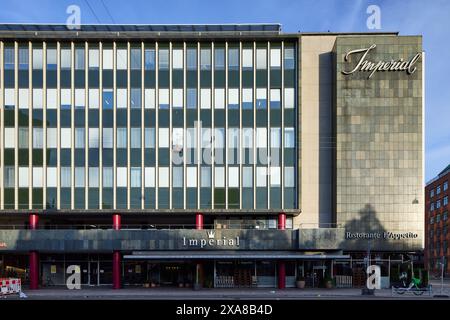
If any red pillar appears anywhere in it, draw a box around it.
[29,214,39,289]
[278,212,286,230]
[278,212,286,289]
[195,213,204,230]
[278,262,286,289]
[112,214,121,289]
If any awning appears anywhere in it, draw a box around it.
[124,251,350,260]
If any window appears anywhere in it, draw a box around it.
[19,128,29,148]
[214,48,225,70]
[5,89,15,108]
[131,128,141,148]
[270,89,280,108]
[88,167,99,188]
[144,49,155,70]
[103,128,113,148]
[243,167,253,188]
[201,89,211,109]
[36,168,48,189]
[103,49,113,69]
[61,167,71,188]
[256,128,267,148]
[285,128,295,148]
[131,168,141,187]
[200,49,211,70]
[444,181,448,191]
[61,128,72,149]
[256,48,267,69]
[285,167,295,187]
[444,196,448,206]
[46,167,57,188]
[47,48,57,69]
[172,167,183,188]
[256,167,267,187]
[285,88,295,108]
[173,89,183,108]
[103,167,113,188]
[117,167,127,187]
[159,49,169,70]
[214,128,225,148]
[158,128,169,148]
[33,89,43,109]
[242,49,253,69]
[201,166,211,187]
[229,128,239,149]
[228,48,239,70]
[158,167,169,188]
[46,89,57,109]
[243,128,253,148]
[144,167,155,188]
[270,167,281,186]
[4,47,14,69]
[214,167,225,188]
[187,89,197,109]
[89,89,99,109]
[437,185,441,195]
[270,48,281,68]
[173,49,183,69]
[75,167,85,187]
[19,89,28,109]
[243,89,252,109]
[130,49,141,69]
[32,49,43,69]
[103,89,113,109]
[75,89,85,109]
[437,214,441,223]
[173,128,184,150]
[145,128,155,148]
[444,211,448,221]
[75,128,85,148]
[187,48,197,70]
[187,167,197,188]
[285,47,295,69]
[75,48,85,70]
[88,128,99,148]
[228,88,239,109]
[214,89,225,109]
[437,200,441,209]
[4,164,15,189]
[61,49,71,69]
[270,128,281,148]
[117,128,127,148]
[229,167,239,187]
[145,89,155,109]
[88,49,99,69]
[5,128,16,148]
[19,167,29,188]
[117,49,127,70]
[431,203,435,211]
[61,89,71,109]
[18,48,29,69]
[33,128,43,148]
[256,88,267,109]
[117,89,127,108]
[46,128,57,148]
[430,189,435,198]
[159,89,169,109]
[131,88,141,108]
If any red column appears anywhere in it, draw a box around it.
[278,212,286,230]
[112,214,121,230]
[278,212,286,289]
[112,214,121,289]
[278,262,286,289]
[195,213,204,230]
[29,214,39,289]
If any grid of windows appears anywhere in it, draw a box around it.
[0,41,297,211]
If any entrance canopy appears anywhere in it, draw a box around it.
[124,251,351,260]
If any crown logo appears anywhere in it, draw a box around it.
[207,230,215,239]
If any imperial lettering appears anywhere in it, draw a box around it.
[342,44,421,79]
[183,236,240,248]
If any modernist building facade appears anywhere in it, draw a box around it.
[425,164,450,276]
[0,24,424,289]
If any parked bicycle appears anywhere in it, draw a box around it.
[393,272,425,296]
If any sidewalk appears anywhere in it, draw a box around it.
[2,287,443,300]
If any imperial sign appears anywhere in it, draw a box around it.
[342,44,421,79]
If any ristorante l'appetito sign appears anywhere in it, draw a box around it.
[341,44,421,79]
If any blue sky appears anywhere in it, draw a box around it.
[1,0,449,182]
